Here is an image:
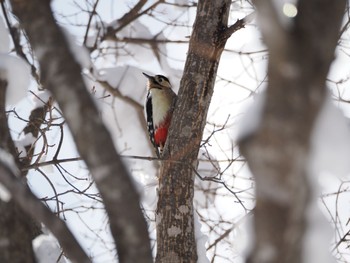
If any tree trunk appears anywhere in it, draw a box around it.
[239,0,346,262]
[156,1,231,262]
[0,200,36,263]
[0,79,36,263]
[10,1,153,262]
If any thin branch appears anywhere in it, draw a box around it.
[0,156,91,263]
[192,165,248,212]
[200,115,230,147]
[9,1,153,262]
[207,211,253,250]
[220,11,256,41]
[0,1,40,83]
[104,0,164,39]
[83,0,100,46]
[22,154,246,172]
[36,168,61,215]
[115,36,189,44]
[97,79,143,111]
[112,0,148,32]
[22,157,83,171]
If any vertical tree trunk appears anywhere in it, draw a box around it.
[10,1,153,262]
[239,1,346,262]
[156,1,231,262]
[0,79,36,263]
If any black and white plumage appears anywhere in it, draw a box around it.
[143,73,177,158]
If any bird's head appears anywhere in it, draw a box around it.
[143,72,172,90]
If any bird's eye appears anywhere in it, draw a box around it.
[158,77,163,83]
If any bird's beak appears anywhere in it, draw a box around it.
[143,72,161,90]
[142,72,153,80]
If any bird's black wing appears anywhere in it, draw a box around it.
[145,92,160,158]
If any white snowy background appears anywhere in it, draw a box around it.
[1,0,350,262]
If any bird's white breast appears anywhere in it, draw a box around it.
[151,89,172,127]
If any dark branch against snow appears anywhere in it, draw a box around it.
[9,0,153,262]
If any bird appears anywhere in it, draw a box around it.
[143,72,177,158]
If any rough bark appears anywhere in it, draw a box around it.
[0,156,91,263]
[238,0,346,262]
[0,200,36,263]
[10,1,153,263]
[0,79,36,263]
[0,79,80,261]
[156,1,231,262]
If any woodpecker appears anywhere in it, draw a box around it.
[143,72,177,158]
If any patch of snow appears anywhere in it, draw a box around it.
[194,151,220,207]
[237,92,265,141]
[175,0,189,5]
[14,142,26,158]
[304,94,350,263]
[233,214,254,262]
[97,65,148,102]
[106,20,120,31]
[0,17,9,53]
[18,132,36,146]
[118,20,152,40]
[31,90,51,109]
[154,32,183,81]
[0,183,11,202]
[0,54,30,106]
[0,148,19,176]
[309,95,350,177]
[33,234,67,263]
[36,154,54,173]
[194,211,210,263]
[0,148,15,201]
[138,173,158,210]
[302,192,335,263]
[109,20,157,64]
[14,133,36,158]
[84,34,98,49]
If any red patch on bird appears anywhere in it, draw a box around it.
[154,115,172,147]
[154,127,168,146]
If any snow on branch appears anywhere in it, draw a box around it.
[9,1,153,262]
[0,149,91,263]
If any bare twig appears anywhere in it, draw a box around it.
[83,0,100,46]
[220,12,256,42]
[0,156,91,263]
